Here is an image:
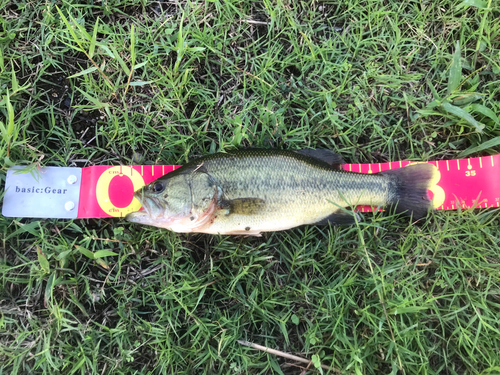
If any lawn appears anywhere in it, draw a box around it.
[1,0,500,374]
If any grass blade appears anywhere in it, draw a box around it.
[129,81,153,86]
[125,24,136,95]
[67,66,98,79]
[459,136,500,157]
[5,91,14,137]
[76,245,95,260]
[94,250,118,258]
[441,102,484,132]
[448,41,462,95]
[469,103,500,124]
[109,45,130,75]
[56,7,85,51]
[456,0,488,9]
[36,246,50,273]
[11,61,18,92]
[130,24,135,69]
[89,17,100,58]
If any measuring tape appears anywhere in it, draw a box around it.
[3,155,499,219]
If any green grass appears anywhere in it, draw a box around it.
[1,0,500,374]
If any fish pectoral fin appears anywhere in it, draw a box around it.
[315,210,359,226]
[220,198,266,216]
[295,149,344,169]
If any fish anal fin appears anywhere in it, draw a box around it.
[315,210,359,226]
[220,198,266,216]
[295,149,344,169]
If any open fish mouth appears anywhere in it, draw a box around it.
[125,194,166,224]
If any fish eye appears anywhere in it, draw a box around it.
[152,182,165,193]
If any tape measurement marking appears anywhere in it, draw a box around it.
[479,157,483,168]
[162,165,165,175]
[95,166,145,217]
[457,159,460,170]
[491,156,494,167]
[152,165,154,176]
[446,160,449,171]
[378,163,381,172]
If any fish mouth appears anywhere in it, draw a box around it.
[125,193,166,224]
[125,210,150,223]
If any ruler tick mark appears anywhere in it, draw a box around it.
[479,157,482,168]
[152,165,154,176]
[446,160,449,171]
[457,159,460,170]
[491,155,494,167]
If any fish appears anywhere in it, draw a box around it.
[125,149,439,236]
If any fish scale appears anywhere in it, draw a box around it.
[203,154,388,234]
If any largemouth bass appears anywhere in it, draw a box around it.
[126,149,438,236]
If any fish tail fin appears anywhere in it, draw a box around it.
[381,163,439,219]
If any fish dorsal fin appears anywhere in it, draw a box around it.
[219,198,266,216]
[295,149,344,168]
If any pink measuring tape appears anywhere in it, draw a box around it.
[3,155,499,219]
[76,155,500,219]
